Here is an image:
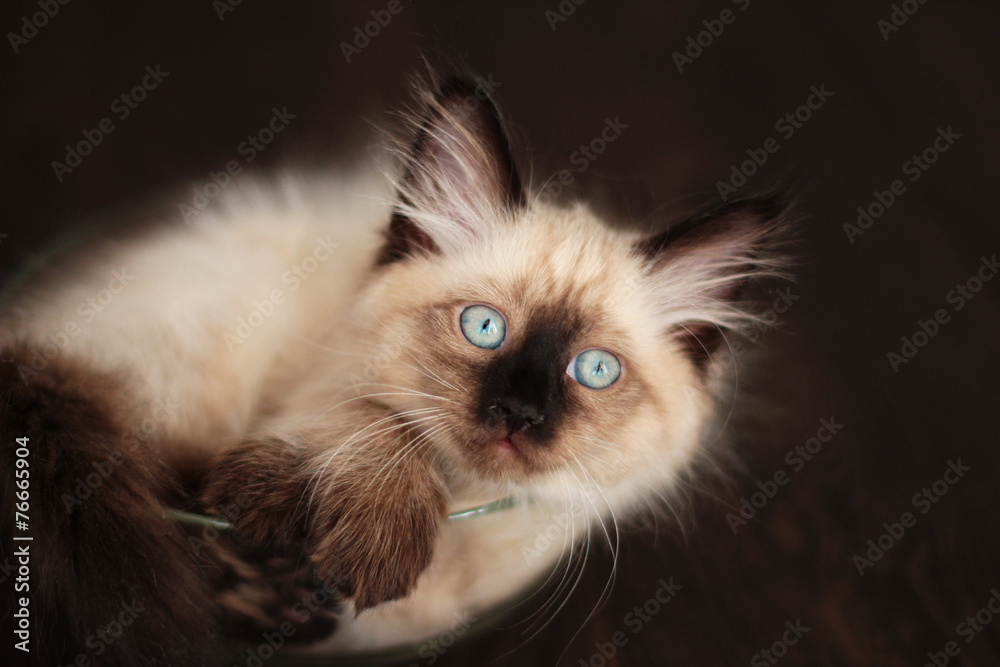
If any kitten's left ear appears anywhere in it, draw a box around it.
[379,73,525,265]
[635,194,790,367]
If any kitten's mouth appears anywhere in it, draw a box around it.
[483,429,535,469]
[493,426,531,452]
[439,418,553,481]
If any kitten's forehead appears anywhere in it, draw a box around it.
[459,204,642,311]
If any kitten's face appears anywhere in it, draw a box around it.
[348,73,781,503]
[357,204,710,499]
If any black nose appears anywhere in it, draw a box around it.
[487,398,545,432]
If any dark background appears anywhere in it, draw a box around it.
[2,2,999,665]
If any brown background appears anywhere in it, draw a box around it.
[2,1,998,665]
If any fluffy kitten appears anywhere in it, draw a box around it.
[0,70,787,664]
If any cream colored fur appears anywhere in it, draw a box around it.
[1,155,768,652]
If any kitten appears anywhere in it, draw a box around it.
[0,69,788,664]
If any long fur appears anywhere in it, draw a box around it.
[0,68,790,662]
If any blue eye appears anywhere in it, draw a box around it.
[459,305,506,350]
[569,349,622,390]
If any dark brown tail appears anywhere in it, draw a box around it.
[0,346,224,666]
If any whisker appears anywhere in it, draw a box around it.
[553,455,620,664]
[305,409,447,508]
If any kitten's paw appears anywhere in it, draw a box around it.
[309,462,446,611]
[201,437,447,612]
[212,538,342,644]
[201,439,310,544]
[201,442,348,642]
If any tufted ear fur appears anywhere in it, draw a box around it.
[635,195,790,367]
[378,72,525,265]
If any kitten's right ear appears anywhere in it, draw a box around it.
[635,194,791,368]
[378,72,525,265]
